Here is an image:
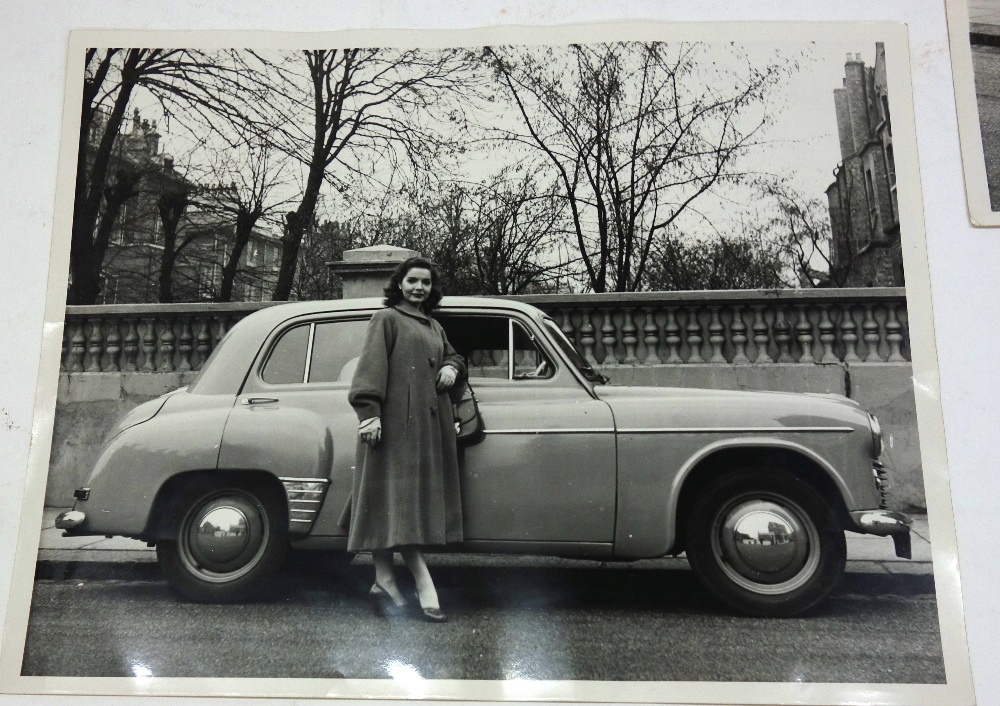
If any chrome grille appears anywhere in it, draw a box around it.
[872,461,891,509]
[279,477,331,533]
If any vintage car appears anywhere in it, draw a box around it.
[56,297,912,617]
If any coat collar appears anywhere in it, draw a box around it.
[391,304,432,324]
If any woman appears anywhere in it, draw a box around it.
[340,257,465,622]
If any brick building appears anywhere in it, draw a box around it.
[826,43,904,287]
[90,109,282,304]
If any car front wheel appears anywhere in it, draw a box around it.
[157,483,288,602]
[685,469,846,617]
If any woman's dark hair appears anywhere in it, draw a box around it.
[383,257,444,311]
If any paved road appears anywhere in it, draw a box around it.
[973,43,1000,210]
[21,560,945,683]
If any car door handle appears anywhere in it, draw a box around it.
[242,397,279,405]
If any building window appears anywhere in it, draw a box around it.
[112,202,128,245]
[880,95,891,135]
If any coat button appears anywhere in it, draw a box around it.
[429,406,437,417]
[428,357,436,367]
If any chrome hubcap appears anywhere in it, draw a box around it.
[189,506,251,568]
[712,496,820,595]
[179,492,268,583]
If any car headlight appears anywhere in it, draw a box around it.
[868,413,883,458]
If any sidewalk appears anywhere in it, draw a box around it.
[35,507,935,575]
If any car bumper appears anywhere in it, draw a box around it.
[849,509,913,559]
[54,509,103,537]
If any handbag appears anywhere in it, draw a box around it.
[450,381,485,445]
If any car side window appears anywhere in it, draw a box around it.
[308,319,370,383]
[261,324,310,384]
[439,315,553,381]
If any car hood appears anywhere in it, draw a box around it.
[594,385,869,432]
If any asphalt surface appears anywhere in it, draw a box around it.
[19,509,942,682]
[973,42,1000,210]
[21,557,944,683]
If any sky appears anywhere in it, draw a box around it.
[756,39,879,198]
[118,38,885,249]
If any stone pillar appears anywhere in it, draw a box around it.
[327,245,420,299]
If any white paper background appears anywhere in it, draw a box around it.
[0,1,996,705]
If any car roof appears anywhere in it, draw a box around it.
[189,296,546,395]
[238,295,544,318]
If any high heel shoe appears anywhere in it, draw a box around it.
[420,606,448,623]
[370,582,408,618]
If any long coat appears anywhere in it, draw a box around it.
[339,305,467,552]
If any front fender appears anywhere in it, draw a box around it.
[614,432,876,559]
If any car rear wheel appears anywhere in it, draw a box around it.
[685,469,846,617]
[157,482,288,603]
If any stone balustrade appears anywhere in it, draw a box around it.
[61,289,908,374]
[60,302,282,375]
[518,288,908,367]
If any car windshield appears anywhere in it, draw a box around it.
[541,317,608,384]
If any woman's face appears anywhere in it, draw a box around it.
[399,267,433,307]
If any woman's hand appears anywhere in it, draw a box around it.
[359,417,382,447]
[436,364,458,391]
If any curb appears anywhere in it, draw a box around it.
[33,557,935,583]
[971,24,1000,47]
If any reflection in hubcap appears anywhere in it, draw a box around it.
[192,506,250,565]
[728,505,800,574]
[178,492,269,582]
[714,497,819,594]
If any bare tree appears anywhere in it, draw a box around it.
[195,144,294,301]
[292,219,353,301]
[345,184,480,295]
[485,42,792,292]
[643,232,787,291]
[758,181,855,288]
[470,171,571,294]
[254,48,476,300]
[71,49,263,304]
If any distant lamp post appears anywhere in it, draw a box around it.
[327,245,420,299]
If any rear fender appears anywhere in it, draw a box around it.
[74,393,234,537]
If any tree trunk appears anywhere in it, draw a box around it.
[157,190,189,303]
[158,239,177,303]
[68,51,142,305]
[71,169,141,304]
[274,208,309,300]
[273,165,322,300]
[219,209,260,302]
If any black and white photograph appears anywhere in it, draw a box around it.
[948,0,1000,225]
[0,17,978,706]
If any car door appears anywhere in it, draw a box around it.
[217,313,372,537]
[438,311,617,548]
